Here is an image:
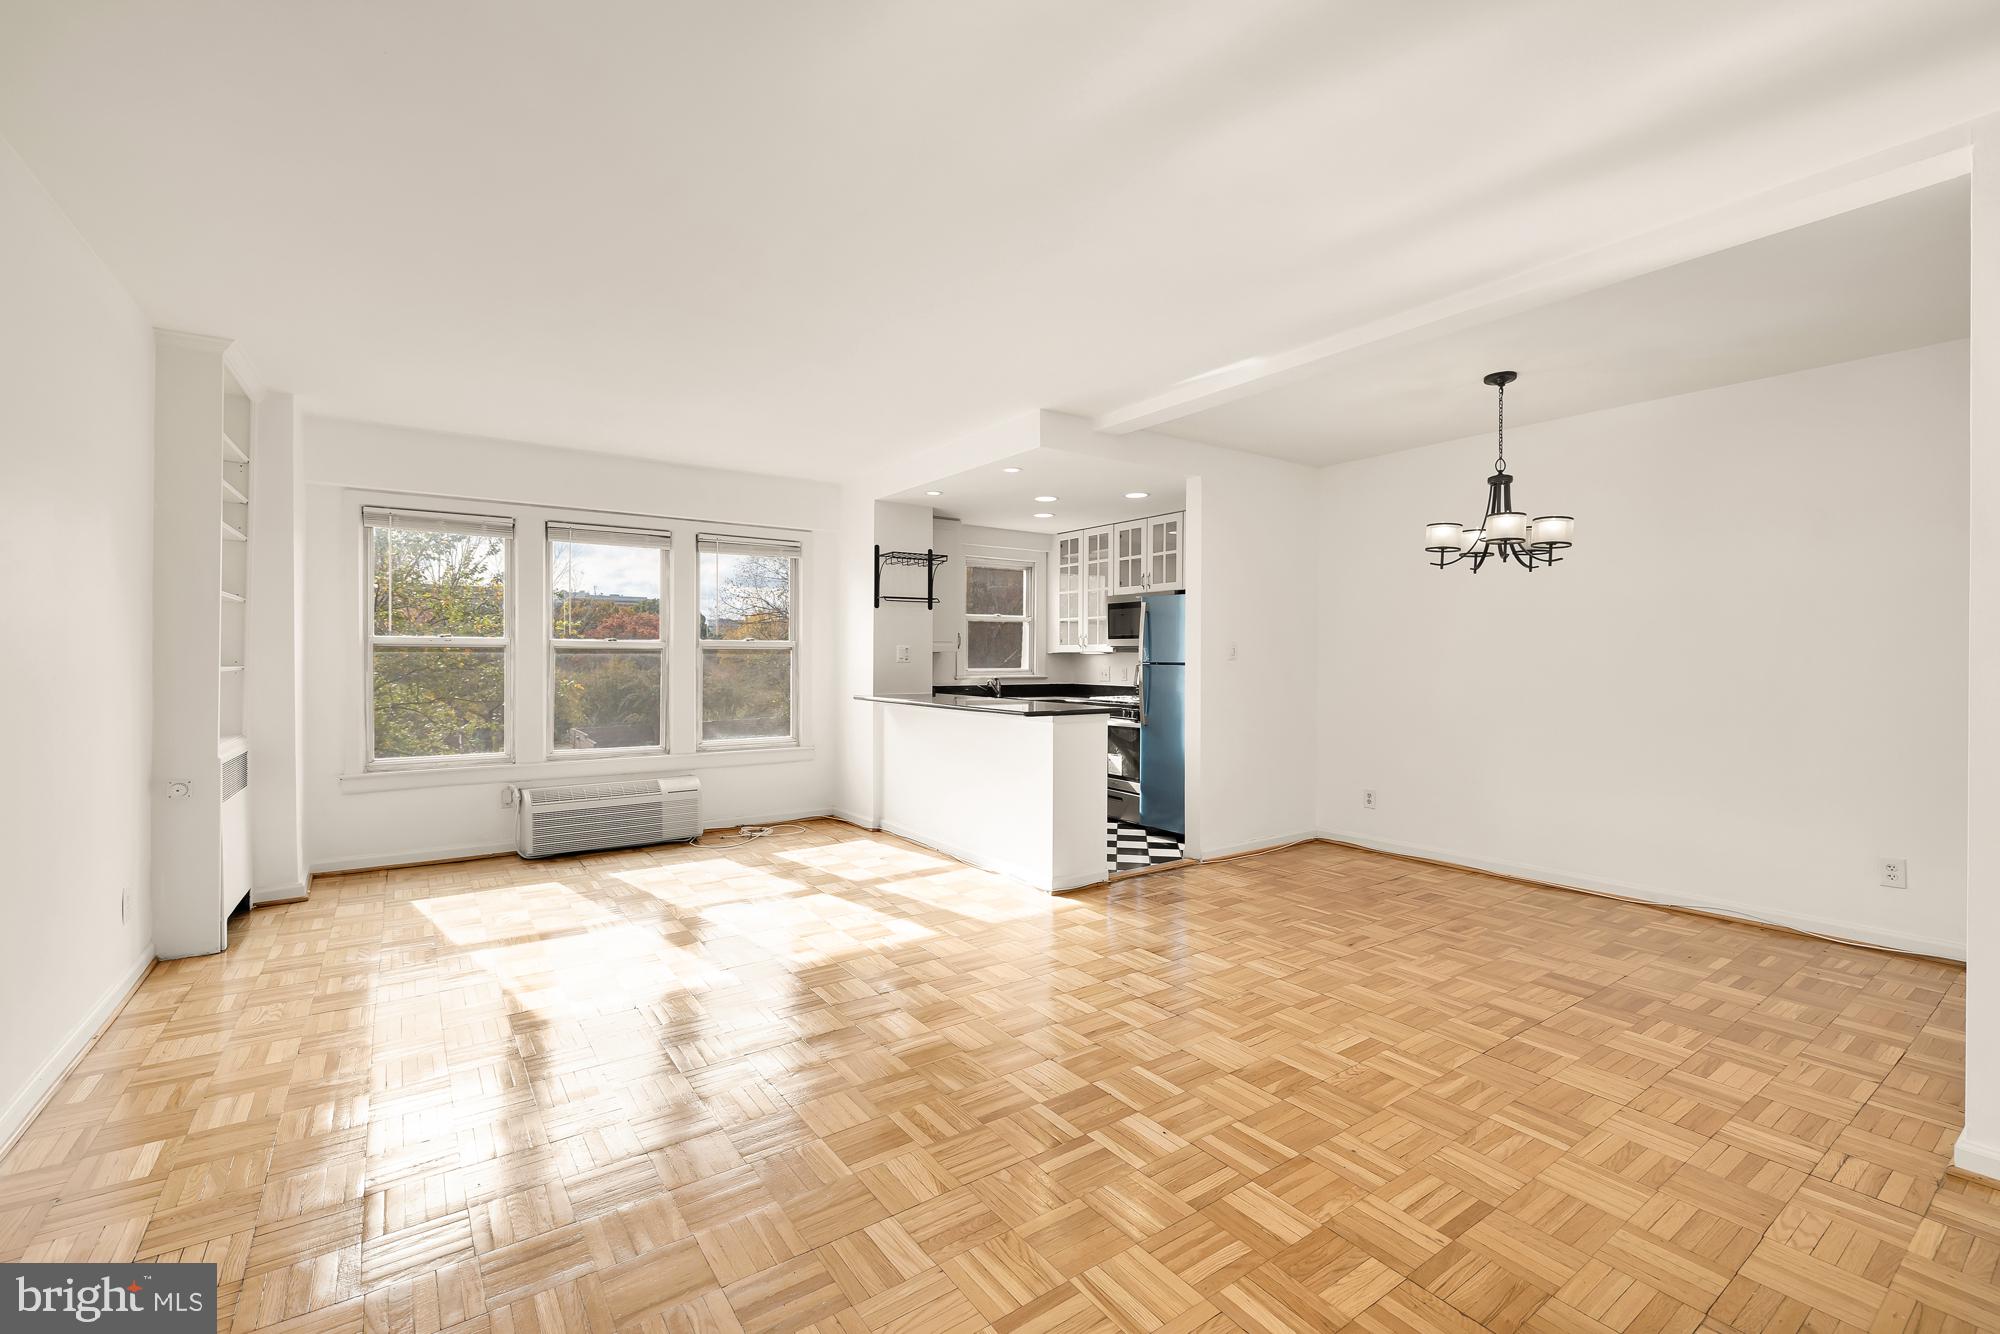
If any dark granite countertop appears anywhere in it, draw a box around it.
[854,693,1122,717]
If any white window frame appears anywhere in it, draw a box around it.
[696,533,801,752]
[964,555,1036,677]
[362,507,516,771]
[548,523,672,758]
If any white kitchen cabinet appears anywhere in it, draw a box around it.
[1146,511,1183,590]
[1055,530,1082,650]
[1113,519,1149,595]
[1052,514,1186,648]
[1083,526,1112,648]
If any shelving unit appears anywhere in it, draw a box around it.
[154,330,259,958]
[874,546,949,608]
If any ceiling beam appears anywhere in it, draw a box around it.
[1094,128,1975,435]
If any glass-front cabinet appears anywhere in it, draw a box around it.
[1146,512,1182,590]
[1083,526,1112,648]
[1052,512,1185,650]
[1055,531,1082,650]
[1113,520,1148,595]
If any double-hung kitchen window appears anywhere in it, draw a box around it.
[964,556,1034,674]
[365,507,513,766]
[549,523,670,754]
[698,533,800,747]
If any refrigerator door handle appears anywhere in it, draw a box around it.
[1135,598,1148,724]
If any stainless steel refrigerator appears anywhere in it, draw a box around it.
[1138,592,1186,836]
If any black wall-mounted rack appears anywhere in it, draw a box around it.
[875,546,948,608]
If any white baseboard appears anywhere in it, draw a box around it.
[252,880,309,905]
[1190,831,1318,861]
[829,808,880,831]
[0,951,153,1157]
[1319,829,1965,961]
[1954,1133,2000,1184]
[310,841,516,874]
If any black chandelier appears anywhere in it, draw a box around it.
[1425,371,1573,572]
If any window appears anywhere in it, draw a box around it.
[698,533,799,747]
[365,508,512,765]
[549,524,669,754]
[965,557,1033,673]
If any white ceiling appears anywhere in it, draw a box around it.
[889,448,1187,536]
[1160,178,1972,465]
[3,3,1997,479]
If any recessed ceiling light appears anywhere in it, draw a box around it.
[1002,466,1022,474]
[1034,495,1058,503]
[1033,512,1055,519]
[925,490,943,496]
[1124,491,1149,499]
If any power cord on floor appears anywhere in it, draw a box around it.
[695,823,812,847]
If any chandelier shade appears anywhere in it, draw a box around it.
[1424,371,1574,573]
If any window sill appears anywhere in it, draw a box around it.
[340,744,814,793]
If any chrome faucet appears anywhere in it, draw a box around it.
[979,677,1004,697]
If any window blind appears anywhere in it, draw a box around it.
[548,522,672,549]
[363,506,514,538]
[696,533,803,559]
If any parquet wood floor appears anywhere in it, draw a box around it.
[3,820,1995,1334]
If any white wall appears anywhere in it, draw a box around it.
[1960,124,1999,1179]
[1317,343,1969,957]
[872,501,935,695]
[1044,649,1138,688]
[0,137,155,1139]
[302,417,843,872]
[248,394,307,901]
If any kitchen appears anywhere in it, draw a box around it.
[856,458,1192,889]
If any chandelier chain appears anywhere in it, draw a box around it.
[1494,379,1506,473]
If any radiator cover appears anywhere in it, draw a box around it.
[517,776,700,858]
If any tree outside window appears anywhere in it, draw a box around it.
[965,557,1033,674]
[699,539,798,745]
[366,511,512,763]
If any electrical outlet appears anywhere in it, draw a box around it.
[1096,664,1109,682]
[1879,858,1907,889]
[1363,789,1377,810]
[895,644,911,663]
[501,786,516,807]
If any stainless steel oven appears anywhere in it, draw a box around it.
[1106,708,1142,824]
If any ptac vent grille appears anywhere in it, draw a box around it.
[221,750,249,800]
[528,780,665,806]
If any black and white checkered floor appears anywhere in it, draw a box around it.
[1108,819,1185,874]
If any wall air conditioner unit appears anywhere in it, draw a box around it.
[517,776,700,858]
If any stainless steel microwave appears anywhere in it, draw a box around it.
[1106,597,1142,646]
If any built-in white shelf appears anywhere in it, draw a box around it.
[222,431,249,464]
[220,664,245,674]
[221,519,247,542]
[218,734,249,760]
[220,476,248,504]
[220,589,245,603]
